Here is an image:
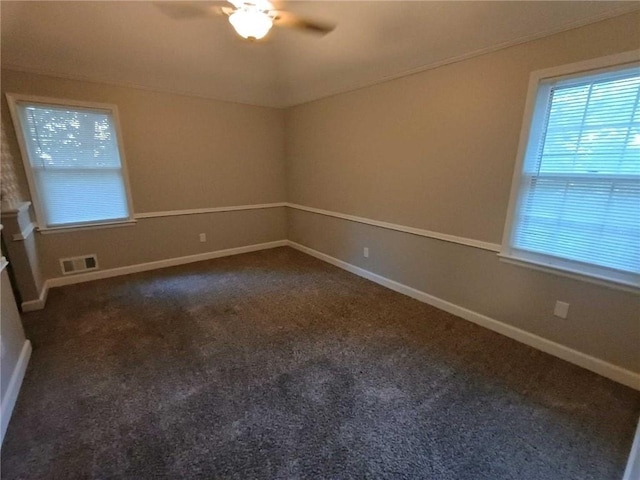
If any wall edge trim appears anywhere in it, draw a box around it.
[0,202,31,218]
[286,240,640,390]
[11,222,35,241]
[21,283,49,312]
[286,203,501,252]
[0,340,32,446]
[134,202,286,219]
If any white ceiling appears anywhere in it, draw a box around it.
[1,1,638,108]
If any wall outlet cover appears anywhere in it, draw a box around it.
[553,301,570,319]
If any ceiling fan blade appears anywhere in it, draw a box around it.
[273,10,335,35]
[153,2,228,20]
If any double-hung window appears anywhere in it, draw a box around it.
[7,94,135,231]
[501,52,639,289]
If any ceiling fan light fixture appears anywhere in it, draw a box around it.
[228,8,273,40]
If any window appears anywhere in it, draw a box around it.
[6,94,134,231]
[501,52,639,289]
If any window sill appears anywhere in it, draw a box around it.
[37,219,137,235]
[497,253,639,294]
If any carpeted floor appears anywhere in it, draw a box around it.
[1,247,638,479]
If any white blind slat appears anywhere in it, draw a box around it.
[17,103,130,227]
[513,64,640,279]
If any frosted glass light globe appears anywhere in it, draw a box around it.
[229,9,273,40]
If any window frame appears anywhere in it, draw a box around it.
[6,93,136,233]
[500,50,640,292]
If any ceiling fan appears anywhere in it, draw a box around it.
[155,1,336,41]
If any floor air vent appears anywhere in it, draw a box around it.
[60,255,98,275]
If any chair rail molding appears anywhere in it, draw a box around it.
[134,202,287,219]
[285,203,501,252]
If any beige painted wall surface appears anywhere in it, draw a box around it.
[37,207,287,280]
[288,209,640,372]
[1,69,286,212]
[285,12,640,244]
[285,13,640,374]
[0,69,287,282]
[1,267,27,399]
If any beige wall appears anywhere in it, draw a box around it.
[286,12,640,243]
[288,209,640,372]
[285,12,640,372]
[0,267,27,400]
[0,13,638,374]
[1,261,30,445]
[37,207,286,279]
[2,69,286,212]
[1,69,287,281]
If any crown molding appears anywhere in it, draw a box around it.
[0,64,284,109]
[283,5,640,107]
[3,5,638,109]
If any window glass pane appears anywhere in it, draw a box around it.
[513,65,640,278]
[17,102,130,227]
[23,105,122,169]
[515,177,640,273]
[539,75,640,176]
[35,169,129,226]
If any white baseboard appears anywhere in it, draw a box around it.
[21,240,288,311]
[0,340,32,446]
[45,240,288,290]
[286,240,640,391]
[21,283,49,312]
[21,237,640,389]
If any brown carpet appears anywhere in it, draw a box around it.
[1,246,638,479]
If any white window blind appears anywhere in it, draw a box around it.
[15,102,131,228]
[509,63,640,286]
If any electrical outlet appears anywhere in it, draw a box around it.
[199,233,207,243]
[553,301,570,319]
[363,247,369,258]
